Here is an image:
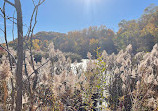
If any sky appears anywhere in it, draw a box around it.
[0,0,158,42]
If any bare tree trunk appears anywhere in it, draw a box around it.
[14,0,23,111]
[11,78,15,111]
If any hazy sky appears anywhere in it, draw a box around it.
[0,0,158,42]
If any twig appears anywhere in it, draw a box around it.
[0,28,4,33]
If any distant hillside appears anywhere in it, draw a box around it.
[31,26,117,58]
[33,31,66,41]
[8,5,158,59]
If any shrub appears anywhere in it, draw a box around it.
[34,53,42,63]
[64,52,82,63]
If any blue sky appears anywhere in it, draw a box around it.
[0,0,158,42]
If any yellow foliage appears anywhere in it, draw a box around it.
[32,39,40,50]
[89,38,99,45]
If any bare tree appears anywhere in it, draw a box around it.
[0,0,45,110]
[0,2,15,110]
[4,0,23,110]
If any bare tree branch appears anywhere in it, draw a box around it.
[4,0,15,7]
[0,44,16,63]
[0,7,4,14]
[0,8,29,28]
[26,0,45,39]
[12,11,15,41]
[23,59,50,83]
[32,0,36,7]
[0,28,4,33]
[2,1,15,72]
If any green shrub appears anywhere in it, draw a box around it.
[34,53,42,63]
